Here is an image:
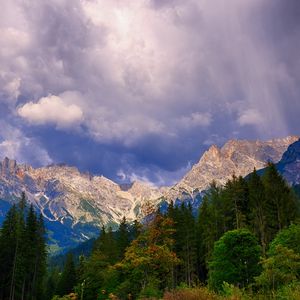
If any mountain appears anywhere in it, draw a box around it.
[165,136,299,202]
[0,135,298,253]
[252,138,300,187]
[0,159,164,252]
[272,139,300,186]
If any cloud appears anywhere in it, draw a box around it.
[238,109,264,126]
[18,93,84,129]
[179,112,212,129]
[0,122,52,165]
[0,0,299,184]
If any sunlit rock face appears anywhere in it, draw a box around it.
[0,159,164,252]
[164,136,299,202]
[0,135,298,252]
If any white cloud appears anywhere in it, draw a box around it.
[0,0,295,144]
[87,113,166,146]
[117,160,193,187]
[0,122,52,165]
[0,0,298,182]
[238,109,264,126]
[18,93,84,129]
[179,112,212,128]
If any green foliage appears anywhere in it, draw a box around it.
[248,169,268,255]
[169,202,197,287]
[0,193,47,300]
[46,163,300,299]
[263,163,298,241]
[255,245,300,291]
[255,224,300,293]
[116,214,180,298]
[269,223,300,255]
[208,229,261,291]
[56,253,77,296]
[116,216,130,260]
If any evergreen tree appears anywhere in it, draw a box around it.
[116,217,130,260]
[176,203,197,287]
[263,163,298,242]
[197,182,226,279]
[222,175,249,230]
[0,194,47,300]
[56,253,77,296]
[131,219,142,240]
[248,169,268,254]
[0,205,19,300]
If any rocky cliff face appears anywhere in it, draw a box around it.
[0,160,164,251]
[0,135,298,252]
[277,139,300,185]
[165,136,299,201]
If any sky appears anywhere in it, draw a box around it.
[0,0,299,186]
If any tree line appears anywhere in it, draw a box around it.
[48,162,300,299]
[0,192,47,300]
[1,162,300,299]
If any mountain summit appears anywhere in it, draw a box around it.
[165,136,299,201]
[0,135,298,252]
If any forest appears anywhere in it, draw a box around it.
[1,163,300,300]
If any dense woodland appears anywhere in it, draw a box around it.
[0,193,47,300]
[1,163,300,299]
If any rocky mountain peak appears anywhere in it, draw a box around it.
[276,139,300,185]
[280,139,300,165]
[0,157,18,177]
[0,135,299,252]
[200,144,221,163]
[164,135,299,202]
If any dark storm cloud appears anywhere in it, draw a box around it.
[0,0,299,185]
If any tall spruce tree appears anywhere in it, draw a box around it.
[0,193,47,300]
[56,253,77,296]
[0,205,19,300]
[117,217,130,260]
[263,163,298,242]
[248,169,268,254]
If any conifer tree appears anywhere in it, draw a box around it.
[197,182,226,276]
[56,253,77,296]
[223,175,249,230]
[117,217,130,260]
[248,169,268,254]
[0,205,19,300]
[0,193,47,300]
[263,163,298,242]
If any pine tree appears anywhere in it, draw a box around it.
[0,205,19,300]
[223,175,249,230]
[131,220,142,240]
[197,182,226,278]
[180,203,197,287]
[248,169,268,254]
[117,217,130,260]
[263,163,298,242]
[0,194,47,300]
[56,253,77,296]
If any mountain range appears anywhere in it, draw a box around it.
[0,135,299,253]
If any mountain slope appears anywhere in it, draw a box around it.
[0,135,298,252]
[273,139,300,186]
[165,136,299,201]
[0,160,164,252]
